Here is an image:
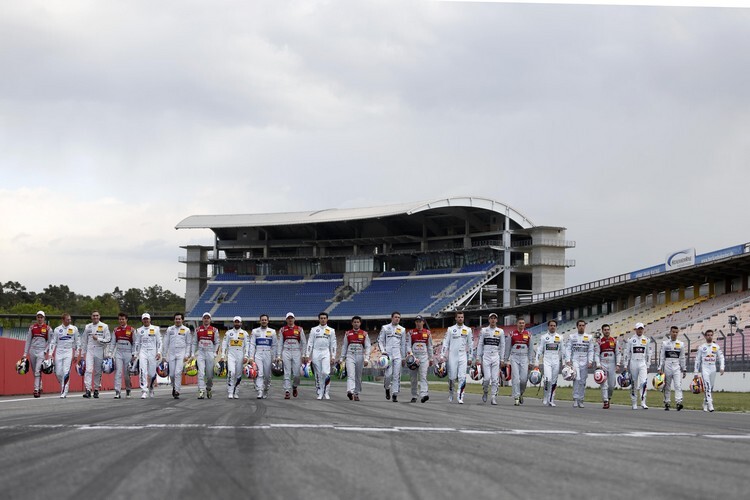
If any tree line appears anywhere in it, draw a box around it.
[0,281,185,318]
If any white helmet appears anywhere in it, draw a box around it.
[377,353,391,369]
[561,365,576,381]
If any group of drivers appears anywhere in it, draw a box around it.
[20,310,725,412]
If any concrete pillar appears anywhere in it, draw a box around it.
[678,287,685,301]
[708,282,715,296]
[693,283,701,299]
[665,288,672,304]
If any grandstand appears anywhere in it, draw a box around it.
[176,197,574,321]
[175,198,749,370]
[519,243,750,371]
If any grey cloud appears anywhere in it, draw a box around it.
[1,1,749,295]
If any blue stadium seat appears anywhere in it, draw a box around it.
[458,263,494,273]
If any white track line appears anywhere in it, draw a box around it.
[0,423,748,439]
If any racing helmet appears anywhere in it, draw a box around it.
[690,375,704,394]
[16,358,30,375]
[76,358,86,376]
[183,358,197,377]
[156,360,169,378]
[41,358,55,375]
[214,359,227,377]
[378,353,391,369]
[528,367,542,386]
[500,364,512,382]
[470,364,483,381]
[405,354,420,371]
[652,373,665,390]
[271,359,284,377]
[128,358,140,375]
[617,370,632,388]
[101,357,114,374]
[300,362,313,379]
[561,365,576,381]
[593,368,607,385]
[434,361,448,378]
[243,361,258,379]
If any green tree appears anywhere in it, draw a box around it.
[0,281,36,310]
[111,286,124,308]
[79,294,120,316]
[139,285,184,314]
[8,301,62,318]
[121,288,144,315]
[39,284,79,311]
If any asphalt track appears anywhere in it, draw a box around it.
[1,381,748,500]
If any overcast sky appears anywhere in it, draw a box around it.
[2,1,749,298]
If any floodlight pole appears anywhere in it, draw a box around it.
[683,333,691,372]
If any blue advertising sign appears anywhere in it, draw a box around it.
[696,245,745,265]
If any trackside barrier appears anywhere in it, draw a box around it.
[0,337,197,396]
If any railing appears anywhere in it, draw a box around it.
[512,239,576,248]
[473,240,502,247]
[178,252,215,263]
[532,273,633,301]
[178,272,210,279]
[529,258,576,267]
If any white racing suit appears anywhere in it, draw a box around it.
[163,324,193,395]
[476,326,504,401]
[48,323,80,397]
[305,325,337,398]
[135,325,163,395]
[192,325,219,394]
[694,342,725,411]
[534,331,563,405]
[407,328,434,399]
[595,336,619,403]
[659,338,686,406]
[622,334,653,408]
[248,327,278,398]
[278,325,306,394]
[441,324,474,402]
[341,329,372,396]
[109,326,136,395]
[564,332,594,404]
[24,322,51,394]
[505,330,533,401]
[81,321,112,393]
[378,323,407,397]
[221,327,248,397]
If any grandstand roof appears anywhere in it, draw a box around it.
[175,196,535,230]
